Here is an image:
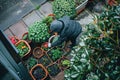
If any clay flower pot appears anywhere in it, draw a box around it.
[30,64,48,80]
[33,47,44,59]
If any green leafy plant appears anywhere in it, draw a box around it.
[38,55,51,67]
[42,16,54,26]
[47,64,61,77]
[52,0,76,19]
[16,42,29,57]
[62,60,70,67]
[48,48,63,62]
[27,57,37,70]
[64,5,120,80]
[28,21,50,43]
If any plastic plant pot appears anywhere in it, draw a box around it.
[15,40,31,58]
[30,64,48,80]
[33,47,44,59]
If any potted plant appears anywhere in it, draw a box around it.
[41,42,51,52]
[22,32,31,44]
[47,63,61,77]
[42,15,54,26]
[47,48,63,62]
[15,40,31,58]
[38,54,52,67]
[75,0,88,14]
[58,56,70,71]
[33,47,44,59]
[30,64,48,80]
[26,57,37,70]
[28,21,50,43]
[52,0,76,19]
[9,36,19,45]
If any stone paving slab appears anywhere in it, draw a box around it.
[39,2,53,16]
[30,0,46,6]
[0,0,34,30]
[23,11,43,27]
[4,29,14,37]
[76,10,94,26]
[9,20,28,39]
[55,71,64,80]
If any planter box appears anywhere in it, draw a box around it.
[47,63,61,77]
[15,40,31,58]
[30,64,48,80]
[38,54,52,67]
[75,0,88,14]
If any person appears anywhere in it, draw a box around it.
[45,16,82,49]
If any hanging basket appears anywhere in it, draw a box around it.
[30,64,48,80]
[15,40,31,58]
[33,47,44,59]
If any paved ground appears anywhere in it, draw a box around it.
[2,1,94,80]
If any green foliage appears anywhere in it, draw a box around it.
[27,57,37,70]
[48,48,63,61]
[62,60,70,67]
[52,0,76,19]
[42,16,54,26]
[64,5,120,80]
[28,21,50,43]
[16,42,29,57]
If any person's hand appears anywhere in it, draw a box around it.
[48,43,51,47]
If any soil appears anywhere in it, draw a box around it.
[32,66,46,80]
[47,64,61,77]
[33,48,43,58]
[38,55,51,67]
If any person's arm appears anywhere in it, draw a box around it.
[51,36,67,47]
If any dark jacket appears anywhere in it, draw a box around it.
[51,16,82,47]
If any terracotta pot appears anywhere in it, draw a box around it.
[58,56,70,71]
[30,64,48,80]
[33,47,44,59]
[15,40,31,58]
[22,32,31,44]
